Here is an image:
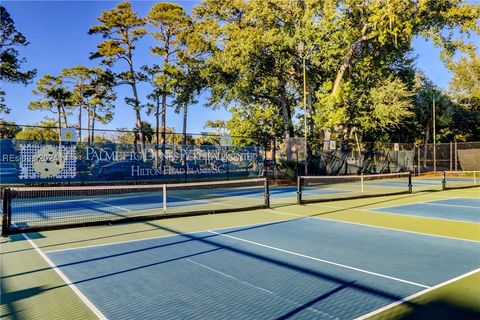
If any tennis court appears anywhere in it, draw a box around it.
[1,177,479,319]
[40,217,479,319]
[370,198,480,223]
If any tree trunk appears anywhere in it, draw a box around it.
[91,105,96,143]
[87,106,91,144]
[160,44,170,168]
[127,53,145,159]
[60,105,68,128]
[423,124,430,168]
[56,105,62,142]
[279,82,293,160]
[155,98,160,146]
[160,94,167,167]
[77,106,82,143]
[182,104,188,145]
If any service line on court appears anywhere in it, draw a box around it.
[208,230,431,289]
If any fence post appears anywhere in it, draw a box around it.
[1,189,11,237]
[454,141,458,171]
[297,176,303,205]
[408,172,413,193]
[449,141,453,171]
[162,184,167,212]
[263,178,270,208]
[417,145,421,176]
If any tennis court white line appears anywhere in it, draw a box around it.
[372,200,479,211]
[267,209,480,243]
[208,230,431,289]
[355,267,480,319]
[43,218,284,254]
[368,210,480,224]
[414,202,479,209]
[16,225,108,320]
[303,202,480,224]
[187,258,338,320]
[45,202,479,255]
[89,199,132,212]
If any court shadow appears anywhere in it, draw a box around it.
[0,283,46,320]
[380,299,480,320]
[275,282,354,320]
[1,226,161,255]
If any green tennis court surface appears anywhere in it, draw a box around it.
[1,185,479,319]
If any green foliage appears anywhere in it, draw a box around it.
[146,2,191,147]
[364,77,414,132]
[29,74,72,131]
[0,6,37,114]
[0,119,21,138]
[278,159,298,182]
[449,56,480,111]
[227,105,283,148]
[89,1,146,146]
[88,2,146,68]
[15,119,58,141]
[188,0,480,146]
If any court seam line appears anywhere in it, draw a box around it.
[207,230,431,289]
[16,227,108,320]
[367,210,479,224]
[305,197,476,211]
[186,258,338,320]
[268,209,480,243]
[354,267,480,320]
[370,199,480,210]
[89,199,132,212]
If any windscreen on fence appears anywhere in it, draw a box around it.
[0,139,264,185]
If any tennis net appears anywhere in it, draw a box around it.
[1,178,269,235]
[297,172,412,204]
[442,171,479,190]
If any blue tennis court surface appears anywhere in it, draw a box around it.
[46,218,480,319]
[370,198,480,223]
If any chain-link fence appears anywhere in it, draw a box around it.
[417,141,480,173]
[271,137,480,178]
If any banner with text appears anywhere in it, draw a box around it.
[0,139,264,185]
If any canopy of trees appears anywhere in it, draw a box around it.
[1,1,479,153]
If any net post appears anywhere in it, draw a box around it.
[263,178,270,208]
[162,184,167,212]
[442,171,446,190]
[449,141,453,171]
[408,172,413,193]
[1,188,11,237]
[474,171,477,185]
[297,176,302,205]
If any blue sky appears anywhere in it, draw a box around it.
[2,0,478,134]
